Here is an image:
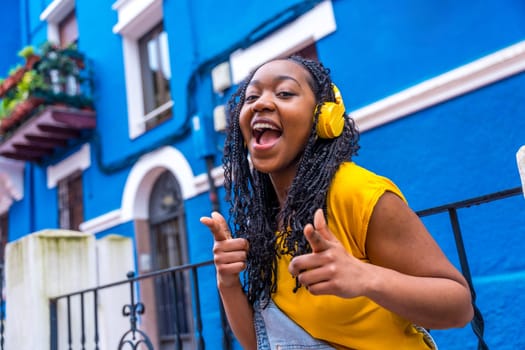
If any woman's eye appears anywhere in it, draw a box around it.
[277,91,294,98]
[245,94,258,102]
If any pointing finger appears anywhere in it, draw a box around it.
[313,208,337,243]
[304,209,338,253]
[200,211,232,241]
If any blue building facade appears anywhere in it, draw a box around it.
[0,0,524,349]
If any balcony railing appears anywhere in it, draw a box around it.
[47,186,523,350]
[0,43,95,162]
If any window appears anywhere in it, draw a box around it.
[58,171,84,230]
[290,42,319,61]
[138,23,172,131]
[148,171,193,346]
[58,10,78,47]
[229,0,336,84]
[112,0,174,139]
[40,0,76,45]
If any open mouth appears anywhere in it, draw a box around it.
[252,122,282,145]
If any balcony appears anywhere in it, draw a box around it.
[0,106,95,161]
[0,42,95,162]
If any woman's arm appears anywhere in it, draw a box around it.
[218,282,257,350]
[288,195,474,329]
[364,191,473,329]
[200,212,257,349]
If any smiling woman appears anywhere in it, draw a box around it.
[238,60,317,179]
[200,56,473,350]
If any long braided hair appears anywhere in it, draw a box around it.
[223,56,360,306]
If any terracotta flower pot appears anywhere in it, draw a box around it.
[25,54,41,70]
[0,97,45,133]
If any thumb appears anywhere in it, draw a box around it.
[304,209,334,253]
[200,211,232,241]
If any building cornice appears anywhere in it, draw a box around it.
[352,40,525,131]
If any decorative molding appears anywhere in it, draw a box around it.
[0,158,25,214]
[79,209,122,234]
[120,146,196,222]
[82,161,224,235]
[112,0,161,38]
[40,0,75,43]
[194,165,225,194]
[40,0,74,22]
[352,40,525,132]
[47,144,91,189]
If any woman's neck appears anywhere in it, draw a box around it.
[269,169,297,209]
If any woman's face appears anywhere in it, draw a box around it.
[239,60,317,179]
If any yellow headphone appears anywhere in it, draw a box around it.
[316,84,345,139]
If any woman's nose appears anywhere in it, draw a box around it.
[252,94,275,113]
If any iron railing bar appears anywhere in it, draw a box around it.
[448,207,490,350]
[49,300,58,350]
[50,260,214,301]
[93,290,99,350]
[417,186,522,217]
[80,292,86,350]
[169,271,182,350]
[192,267,205,350]
[67,296,72,350]
[448,208,474,284]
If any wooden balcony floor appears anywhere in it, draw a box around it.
[0,106,96,162]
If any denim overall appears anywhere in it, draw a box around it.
[253,299,336,349]
[253,299,438,350]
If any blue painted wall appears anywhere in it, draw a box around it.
[0,1,21,75]
[326,0,525,107]
[1,0,524,349]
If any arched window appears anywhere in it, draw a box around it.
[148,171,194,347]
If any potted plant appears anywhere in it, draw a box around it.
[0,40,94,136]
[18,45,40,70]
[0,70,48,133]
[37,42,81,96]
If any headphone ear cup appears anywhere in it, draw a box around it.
[316,85,345,139]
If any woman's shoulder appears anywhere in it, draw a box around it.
[330,162,406,202]
[332,162,390,186]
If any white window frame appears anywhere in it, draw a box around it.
[112,0,173,139]
[229,0,337,84]
[40,0,75,44]
[47,144,91,189]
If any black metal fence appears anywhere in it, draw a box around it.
[46,186,523,350]
[49,260,230,350]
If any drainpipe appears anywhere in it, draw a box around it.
[192,114,233,349]
[204,155,220,213]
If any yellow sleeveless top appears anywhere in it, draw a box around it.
[272,162,432,350]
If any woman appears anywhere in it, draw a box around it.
[200,56,473,349]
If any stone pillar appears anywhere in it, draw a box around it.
[517,146,525,198]
[5,230,96,349]
[95,234,134,349]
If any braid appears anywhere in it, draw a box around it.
[223,56,360,305]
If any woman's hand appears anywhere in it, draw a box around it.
[290,193,473,330]
[200,212,257,349]
[288,208,369,298]
[200,211,249,288]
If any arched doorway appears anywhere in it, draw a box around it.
[148,170,194,349]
